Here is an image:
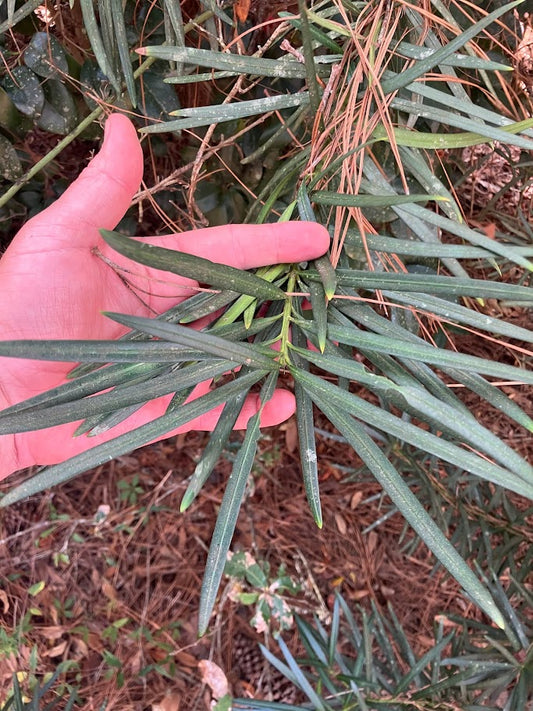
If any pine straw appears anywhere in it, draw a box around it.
[1,365,532,710]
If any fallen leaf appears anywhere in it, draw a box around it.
[152,692,181,711]
[198,659,229,700]
[234,0,251,23]
[0,590,9,614]
[335,512,347,535]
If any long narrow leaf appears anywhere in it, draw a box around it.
[104,312,277,370]
[289,363,533,498]
[295,371,508,632]
[327,325,533,385]
[0,340,211,363]
[331,270,533,302]
[198,371,278,635]
[0,360,234,434]
[0,369,269,507]
[293,327,322,527]
[101,229,286,300]
[180,387,249,512]
[380,0,524,94]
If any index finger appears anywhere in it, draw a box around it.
[127,222,330,271]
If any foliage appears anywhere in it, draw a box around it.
[233,591,533,711]
[225,550,301,634]
[0,0,531,673]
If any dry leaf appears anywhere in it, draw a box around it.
[0,589,9,614]
[198,659,229,700]
[234,0,251,23]
[334,512,347,535]
[43,640,68,658]
[152,692,181,711]
[350,491,363,509]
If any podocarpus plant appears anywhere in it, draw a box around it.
[0,0,532,647]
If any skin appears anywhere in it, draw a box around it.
[0,113,329,481]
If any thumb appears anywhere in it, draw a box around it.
[25,113,143,242]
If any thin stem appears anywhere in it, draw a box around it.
[278,269,297,366]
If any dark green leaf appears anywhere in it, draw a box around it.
[24,32,69,78]
[198,371,278,635]
[0,339,210,363]
[104,312,278,371]
[101,229,286,301]
[0,135,22,180]
[0,369,268,507]
[327,325,533,384]
[0,360,234,434]
[180,387,249,512]
[332,270,533,302]
[3,65,44,118]
[296,371,507,632]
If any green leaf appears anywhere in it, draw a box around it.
[141,69,181,121]
[138,46,311,79]
[180,387,249,512]
[380,0,525,94]
[292,328,322,527]
[104,312,278,371]
[0,135,22,181]
[3,65,44,118]
[110,0,136,107]
[0,362,168,418]
[383,290,533,344]
[101,229,286,301]
[0,339,210,363]
[372,117,533,150]
[79,0,120,91]
[141,93,311,133]
[296,371,508,632]
[198,371,278,635]
[35,79,78,134]
[24,32,69,78]
[313,191,446,208]
[306,280,328,353]
[0,360,234,435]
[290,356,533,498]
[327,325,533,385]
[0,369,268,507]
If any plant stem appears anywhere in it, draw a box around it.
[279,269,297,366]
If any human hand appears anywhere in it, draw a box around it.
[0,113,329,481]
